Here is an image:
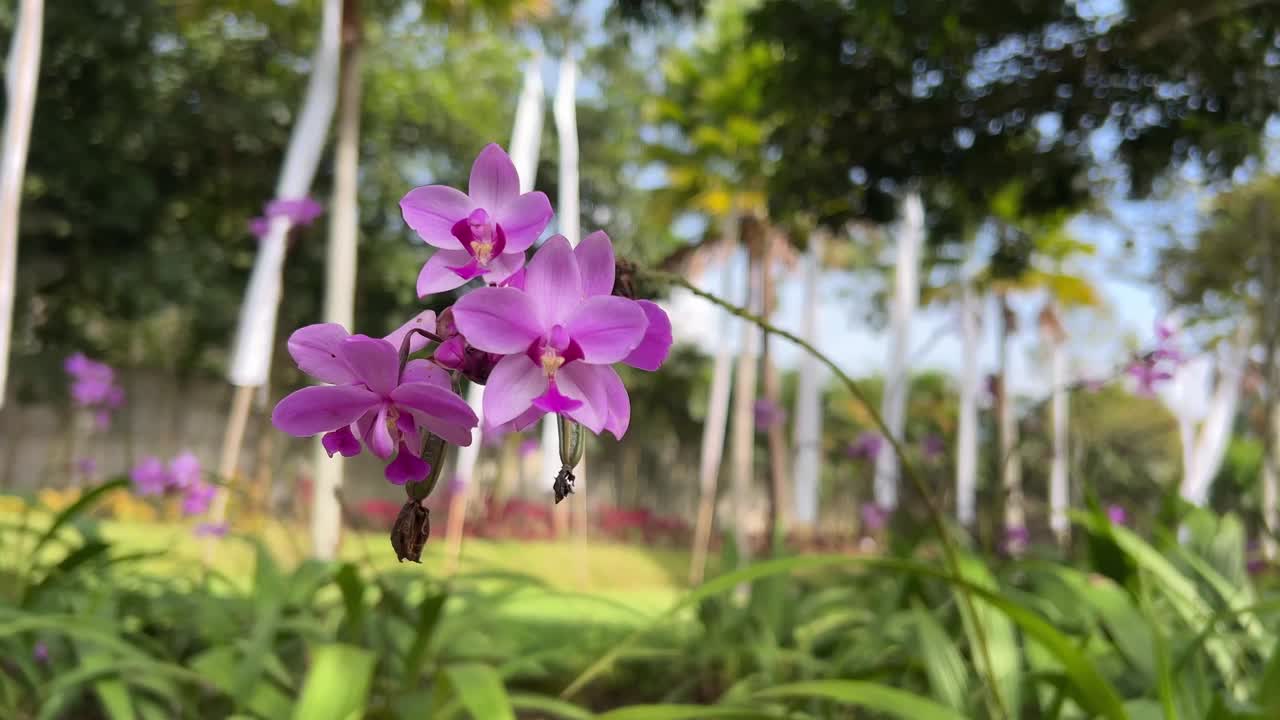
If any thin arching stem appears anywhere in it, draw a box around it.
[639,266,1012,720]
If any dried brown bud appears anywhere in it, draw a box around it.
[390,498,430,563]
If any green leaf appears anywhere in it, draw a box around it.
[596,706,776,720]
[445,663,515,720]
[912,600,971,712]
[508,693,594,720]
[1258,634,1280,710]
[291,644,375,720]
[954,554,1021,717]
[754,680,969,720]
[190,646,292,720]
[401,587,448,690]
[27,480,128,569]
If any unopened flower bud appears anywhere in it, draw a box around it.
[434,335,467,369]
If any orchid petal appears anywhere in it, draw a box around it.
[366,404,396,459]
[339,335,400,395]
[496,191,553,252]
[623,300,674,371]
[478,250,526,286]
[469,144,520,213]
[391,382,479,446]
[384,310,437,356]
[322,426,362,457]
[599,366,631,439]
[533,379,584,414]
[574,230,615,297]
[526,235,583,328]
[272,385,381,437]
[386,443,431,485]
[453,287,542,354]
[482,354,547,427]
[565,296,648,364]
[556,362,609,434]
[401,359,451,386]
[400,185,473,249]
[287,323,356,384]
[417,250,472,297]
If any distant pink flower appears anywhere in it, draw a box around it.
[921,434,945,461]
[860,503,888,532]
[1106,504,1127,525]
[250,197,324,239]
[846,432,883,461]
[402,144,553,296]
[1003,525,1030,554]
[266,197,324,226]
[1128,360,1173,397]
[452,233,661,440]
[272,330,478,484]
[169,451,202,489]
[65,353,125,411]
[181,480,216,516]
[130,456,172,496]
[74,457,97,478]
[194,522,228,538]
[753,398,787,432]
[33,642,48,664]
[519,438,540,458]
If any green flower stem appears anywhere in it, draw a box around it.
[638,266,1011,720]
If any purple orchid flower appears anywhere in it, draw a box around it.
[272,330,479,484]
[921,433,946,461]
[846,431,884,461]
[1128,360,1173,397]
[169,451,202,489]
[194,522,228,538]
[181,480,216,516]
[248,216,270,238]
[452,232,668,439]
[753,398,787,432]
[130,456,172,496]
[1002,525,1030,554]
[401,144,554,296]
[266,197,325,226]
[1106,504,1128,525]
[860,502,888,533]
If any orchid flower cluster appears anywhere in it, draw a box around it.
[272,144,673,505]
[64,353,125,431]
[248,196,325,239]
[130,451,219,522]
[1127,319,1187,397]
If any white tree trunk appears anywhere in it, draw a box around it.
[728,245,762,564]
[227,0,342,388]
[689,229,741,584]
[873,191,923,510]
[1048,333,1069,544]
[311,10,362,560]
[1181,328,1249,506]
[956,278,980,527]
[791,233,825,529]
[0,0,44,407]
[457,55,544,498]
[998,295,1024,543]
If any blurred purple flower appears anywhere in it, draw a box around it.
[248,216,270,238]
[1128,360,1174,397]
[753,398,787,432]
[1079,377,1106,393]
[169,451,202,489]
[130,456,172,496]
[266,197,325,226]
[860,503,888,533]
[194,522,228,538]
[93,410,111,431]
[1106,504,1128,525]
[921,434,945,461]
[846,432,883,461]
[519,437,540,458]
[74,457,97,479]
[181,480,216,516]
[33,642,48,664]
[1247,557,1267,576]
[1002,525,1030,554]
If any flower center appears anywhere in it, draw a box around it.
[540,346,565,377]
[385,406,401,439]
[467,209,495,267]
[471,239,494,265]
